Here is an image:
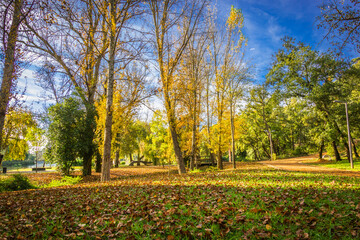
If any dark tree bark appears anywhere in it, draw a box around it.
[114,150,119,168]
[318,140,324,160]
[95,148,102,173]
[332,141,341,161]
[351,137,359,158]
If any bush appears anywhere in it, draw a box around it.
[45,176,82,188]
[0,174,37,192]
[205,166,218,172]
[189,168,203,173]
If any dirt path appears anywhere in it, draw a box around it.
[261,155,360,177]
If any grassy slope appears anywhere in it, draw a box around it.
[0,163,359,239]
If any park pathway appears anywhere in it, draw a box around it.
[261,155,360,177]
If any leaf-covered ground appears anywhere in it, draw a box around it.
[1,163,360,239]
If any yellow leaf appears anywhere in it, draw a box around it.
[266,224,272,230]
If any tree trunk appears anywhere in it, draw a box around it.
[0,0,23,151]
[332,141,341,161]
[101,0,116,182]
[95,149,101,173]
[137,153,140,166]
[230,102,236,169]
[351,137,359,158]
[82,107,96,176]
[206,74,215,167]
[318,140,324,160]
[190,113,196,171]
[169,122,187,174]
[344,139,351,162]
[217,105,223,170]
[114,150,119,168]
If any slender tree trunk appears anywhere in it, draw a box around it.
[206,77,215,166]
[319,140,324,160]
[0,0,23,151]
[230,102,236,169]
[95,148,101,173]
[332,141,341,161]
[169,122,187,174]
[164,90,186,174]
[351,136,359,158]
[217,93,223,170]
[82,106,96,176]
[190,128,196,170]
[190,95,197,170]
[101,0,116,182]
[114,150,119,168]
[137,152,140,166]
[344,139,351,162]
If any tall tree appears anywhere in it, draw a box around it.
[0,0,26,156]
[24,0,109,176]
[267,38,353,161]
[148,0,207,174]
[207,6,247,169]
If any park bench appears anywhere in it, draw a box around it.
[32,167,46,171]
[129,161,152,166]
[195,158,216,167]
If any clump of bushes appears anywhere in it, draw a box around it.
[0,174,37,192]
[45,176,82,188]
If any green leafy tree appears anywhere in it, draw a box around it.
[47,97,85,175]
[267,37,354,161]
[145,111,174,166]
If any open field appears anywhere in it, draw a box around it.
[0,162,360,239]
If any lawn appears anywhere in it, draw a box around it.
[307,159,360,171]
[0,163,359,239]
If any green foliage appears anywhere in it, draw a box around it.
[45,176,82,188]
[265,37,359,160]
[0,174,37,192]
[205,166,218,172]
[1,159,34,167]
[144,111,174,165]
[47,97,86,175]
[189,168,203,173]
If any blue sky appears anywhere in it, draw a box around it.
[218,0,328,81]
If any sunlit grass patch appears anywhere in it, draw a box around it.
[307,159,360,171]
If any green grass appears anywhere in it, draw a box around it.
[307,159,360,171]
[0,166,359,239]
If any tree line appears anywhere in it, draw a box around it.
[0,0,359,180]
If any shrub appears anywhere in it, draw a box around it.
[0,174,37,192]
[205,166,218,172]
[45,176,82,188]
[189,168,203,174]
